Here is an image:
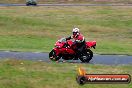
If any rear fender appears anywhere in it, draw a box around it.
[86,41,96,49]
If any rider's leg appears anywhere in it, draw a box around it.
[76,44,86,57]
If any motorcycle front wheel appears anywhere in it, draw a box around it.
[79,49,93,63]
[49,50,61,61]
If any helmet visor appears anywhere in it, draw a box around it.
[73,32,77,35]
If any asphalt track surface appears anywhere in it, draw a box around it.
[0,4,132,6]
[0,51,132,65]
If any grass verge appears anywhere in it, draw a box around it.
[0,59,131,88]
[0,6,132,55]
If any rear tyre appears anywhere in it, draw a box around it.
[49,50,61,61]
[79,49,93,63]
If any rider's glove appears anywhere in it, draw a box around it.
[75,40,82,43]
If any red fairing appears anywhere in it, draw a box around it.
[55,41,64,48]
[67,40,73,46]
[86,41,96,48]
[54,40,75,56]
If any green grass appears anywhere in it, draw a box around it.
[0,59,131,88]
[0,35,55,52]
[0,6,132,55]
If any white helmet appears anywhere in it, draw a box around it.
[72,28,80,36]
[72,28,79,33]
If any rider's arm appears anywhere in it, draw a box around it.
[66,36,72,40]
[75,36,85,43]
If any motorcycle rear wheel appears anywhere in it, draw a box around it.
[49,50,61,61]
[79,49,93,63]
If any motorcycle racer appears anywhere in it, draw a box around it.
[49,28,96,62]
[66,28,86,55]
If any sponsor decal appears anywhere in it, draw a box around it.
[76,67,131,85]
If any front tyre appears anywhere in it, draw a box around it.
[49,50,61,61]
[79,49,93,63]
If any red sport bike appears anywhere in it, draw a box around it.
[49,38,96,63]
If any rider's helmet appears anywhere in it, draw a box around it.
[72,28,80,37]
